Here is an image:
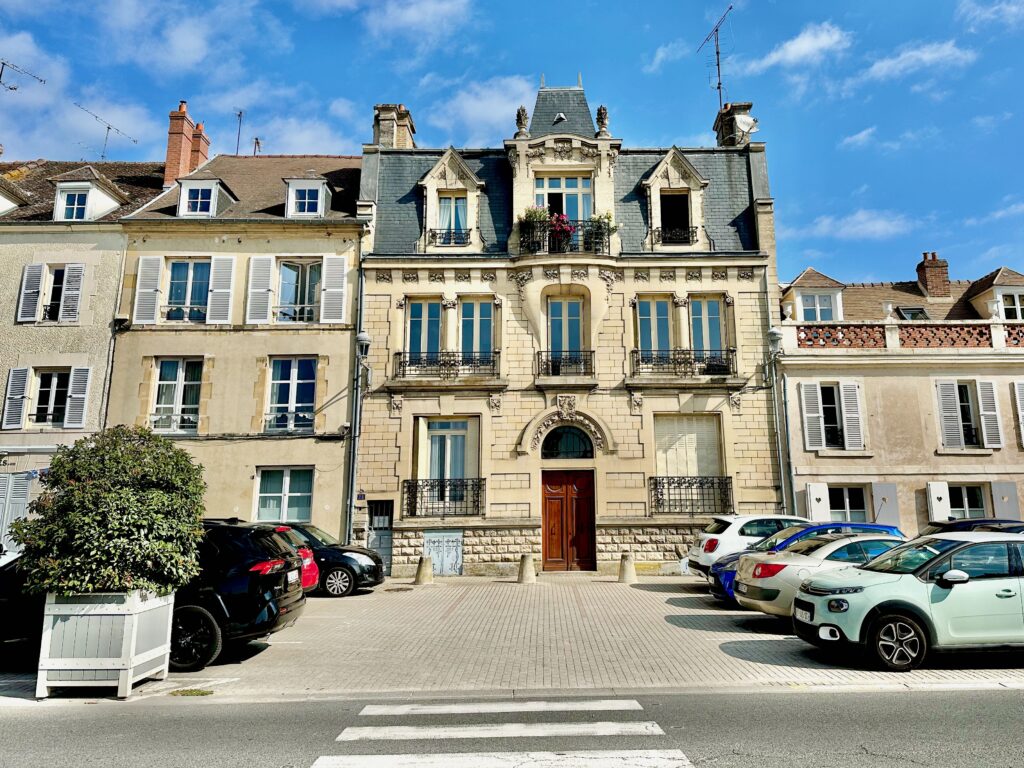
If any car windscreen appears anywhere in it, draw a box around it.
[703,520,732,535]
[752,525,808,552]
[859,537,960,574]
[298,525,341,546]
[782,536,835,555]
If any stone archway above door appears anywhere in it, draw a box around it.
[515,394,617,456]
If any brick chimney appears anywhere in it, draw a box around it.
[189,122,210,172]
[373,104,416,148]
[916,251,950,297]
[164,100,196,187]
[713,101,755,148]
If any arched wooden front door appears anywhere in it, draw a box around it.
[541,470,596,571]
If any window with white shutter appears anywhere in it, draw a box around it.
[16,264,44,323]
[839,381,865,450]
[936,380,999,449]
[63,367,91,429]
[206,256,234,324]
[246,256,274,324]
[654,415,723,476]
[1014,382,1024,448]
[319,256,347,323]
[935,381,965,449]
[2,368,29,430]
[132,256,163,325]
[800,382,824,451]
[57,264,85,324]
[0,473,31,561]
[976,380,1003,448]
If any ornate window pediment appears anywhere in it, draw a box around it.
[643,148,709,251]
[419,148,485,251]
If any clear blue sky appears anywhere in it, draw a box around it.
[1,0,1021,281]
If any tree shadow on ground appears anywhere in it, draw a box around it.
[631,581,707,595]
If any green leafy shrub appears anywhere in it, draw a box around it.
[11,426,206,595]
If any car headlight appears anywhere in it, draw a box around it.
[827,599,850,613]
[346,553,376,568]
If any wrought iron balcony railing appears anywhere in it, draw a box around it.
[264,410,315,433]
[162,304,208,323]
[150,412,199,433]
[536,350,595,377]
[403,478,486,517]
[630,349,736,377]
[393,351,500,379]
[518,219,611,254]
[428,228,472,246]
[653,226,698,245]
[649,476,733,517]
[275,304,320,323]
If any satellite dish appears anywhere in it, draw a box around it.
[734,114,759,134]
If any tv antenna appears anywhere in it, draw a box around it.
[697,4,734,111]
[74,103,139,161]
[234,109,244,154]
[252,136,262,156]
[0,58,46,92]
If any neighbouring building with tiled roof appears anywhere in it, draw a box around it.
[0,152,168,563]
[776,252,1024,532]
[105,101,365,557]
[354,87,784,576]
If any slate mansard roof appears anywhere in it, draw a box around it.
[0,160,166,222]
[528,87,596,139]
[130,154,363,221]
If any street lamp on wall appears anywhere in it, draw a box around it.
[767,326,784,357]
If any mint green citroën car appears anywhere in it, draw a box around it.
[792,532,1024,671]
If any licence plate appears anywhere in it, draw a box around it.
[736,582,748,594]
[287,569,299,584]
[794,607,812,623]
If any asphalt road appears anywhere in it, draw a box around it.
[1,688,1023,767]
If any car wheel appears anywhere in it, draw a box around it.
[870,614,927,672]
[322,566,357,597]
[170,605,223,672]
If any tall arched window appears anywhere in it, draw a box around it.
[542,426,594,459]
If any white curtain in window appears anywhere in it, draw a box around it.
[454,197,467,230]
[438,197,452,231]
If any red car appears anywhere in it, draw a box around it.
[277,526,320,593]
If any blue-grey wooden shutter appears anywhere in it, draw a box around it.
[58,263,85,324]
[801,383,824,451]
[0,473,30,558]
[935,381,963,449]
[132,256,162,324]
[2,368,29,430]
[63,367,91,429]
[840,380,864,450]
[206,256,235,324]
[991,481,1021,521]
[319,256,347,323]
[976,380,1003,448]
[870,482,900,528]
[17,264,44,323]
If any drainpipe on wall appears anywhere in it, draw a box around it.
[343,264,367,545]
[100,234,130,433]
[780,372,798,516]
[762,279,789,515]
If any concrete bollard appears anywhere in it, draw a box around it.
[618,552,638,584]
[413,555,434,585]
[517,553,537,585]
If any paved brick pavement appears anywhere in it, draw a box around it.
[5,575,1024,702]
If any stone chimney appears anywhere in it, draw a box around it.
[916,251,950,297]
[373,104,416,149]
[189,122,210,172]
[164,100,196,187]
[713,101,755,148]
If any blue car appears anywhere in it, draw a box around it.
[709,521,906,602]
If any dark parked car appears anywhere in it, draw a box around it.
[0,558,44,663]
[918,518,1021,536]
[171,519,306,671]
[286,523,386,597]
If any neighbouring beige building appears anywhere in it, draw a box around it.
[107,102,364,538]
[777,252,1024,533]
[0,158,166,564]
[354,86,784,576]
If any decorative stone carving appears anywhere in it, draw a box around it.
[515,105,529,139]
[543,267,559,281]
[395,298,406,309]
[488,394,502,413]
[686,269,702,281]
[389,394,402,415]
[510,269,533,298]
[634,269,649,282]
[570,267,589,281]
[507,148,519,177]
[402,271,418,283]
[607,148,619,177]
[553,140,573,160]
[441,297,458,310]
[628,296,638,308]
[454,272,471,283]
[629,391,643,415]
[375,270,392,283]
[580,146,599,159]
[529,405,606,452]
[429,271,445,283]
[525,147,545,167]
[482,271,497,282]
[556,394,577,418]
[672,294,688,308]
[738,269,754,280]
[659,269,676,282]
[712,269,728,281]
[729,392,742,412]
[493,297,503,308]
[723,295,735,307]
[598,269,623,292]
[782,302,795,320]
[596,105,609,137]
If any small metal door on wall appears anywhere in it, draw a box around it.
[0,474,31,567]
[366,500,394,576]
[423,530,463,576]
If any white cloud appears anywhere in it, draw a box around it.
[363,0,473,57]
[247,115,358,155]
[298,0,362,12]
[971,112,1012,132]
[838,126,876,149]
[965,200,1024,226]
[643,40,688,74]
[781,209,915,240]
[856,41,976,84]
[910,79,950,102]
[328,97,360,124]
[675,131,717,147]
[743,22,851,75]
[426,75,534,147]
[957,0,1024,30]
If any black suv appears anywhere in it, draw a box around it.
[171,519,307,671]
[286,523,386,597]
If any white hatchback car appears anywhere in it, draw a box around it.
[733,533,905,617]
[688,514,808,578]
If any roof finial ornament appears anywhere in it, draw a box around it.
[596,105,609,138]
[540,73,545,88]
[515,105,530,139]
[577,71,583,88]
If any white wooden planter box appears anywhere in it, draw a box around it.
[36,590,174,699]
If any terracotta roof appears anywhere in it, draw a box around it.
[788,267,845,289]
[832,280,979,321]
[130,154,362,221]
[0,159,165,222]
[962,266,1024,301]
[0,174,31,205]
[47,164,130,203]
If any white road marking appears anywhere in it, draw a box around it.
[313,750,692,767]
[337,721,665,741]
[359,699,643,716]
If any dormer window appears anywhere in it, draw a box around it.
[186,187,212,214]
[642,148,709,251]
[294,187,319,215]
[896,306,929,321]
[286,179,329,219]
[62,191,88,221]
[801,293,836,322]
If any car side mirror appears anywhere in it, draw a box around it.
[940,569,970,586]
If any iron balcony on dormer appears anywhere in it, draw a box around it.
[652,226,698,245]
[518,220,610,255]
[428,228,472,246]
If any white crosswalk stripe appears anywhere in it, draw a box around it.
[313,697,692,767]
